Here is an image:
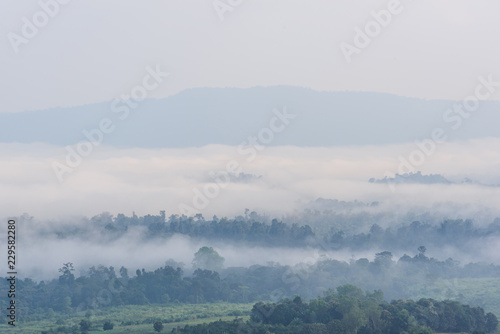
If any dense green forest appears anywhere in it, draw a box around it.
[1,282,498,334]
[176,285,498,333]
[3,208,500,333]
[1,247,500,321]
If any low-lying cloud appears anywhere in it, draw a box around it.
[1,139,500,280]
[1,138,499,219]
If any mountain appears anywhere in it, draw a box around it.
[1,86,499,147]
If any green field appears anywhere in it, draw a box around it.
[2,278,500,334]
[409,277,500,316]
[0,303,252,334]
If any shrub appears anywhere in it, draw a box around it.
[154,321,164,332]
[103,320,114,330]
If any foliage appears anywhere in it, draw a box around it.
[177,285,498,334]
[79,318,91,331]
[154,320,164,332]
[192,246,225,271]
[2,248,500,319]
[2,210,500,332]
[0,303,252,334]
[102,320,114,330]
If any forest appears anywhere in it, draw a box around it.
[2,208,500,333]
[23,207,500,253]
[177,285,498,334]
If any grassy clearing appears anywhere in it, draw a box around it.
[0,303,253,334]
[409,277,500,316]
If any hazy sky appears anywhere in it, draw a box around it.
[2,0,500,113]
[2,1,500,279]
[4,0,500,286]
[1,1,500,220]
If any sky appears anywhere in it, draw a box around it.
[1,0,499,218]
[1,0,500,113]
[1,1,500,278]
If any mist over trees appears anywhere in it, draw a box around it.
[3,205,500,332]
[24,205,500,262]
[192,246,225,271]
[2,243,500,322]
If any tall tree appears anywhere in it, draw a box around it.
[192,246,225,271]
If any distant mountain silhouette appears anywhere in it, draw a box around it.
[1,86,500,147]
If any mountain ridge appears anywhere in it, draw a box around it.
[1,86,499,148]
